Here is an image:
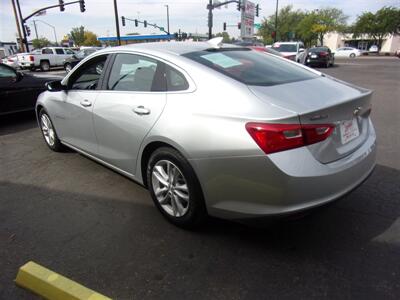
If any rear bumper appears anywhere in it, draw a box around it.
[190,121,376,220]
[306,57,329,65]
[19,62,34,68]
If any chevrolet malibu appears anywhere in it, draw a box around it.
[36,39,376,228]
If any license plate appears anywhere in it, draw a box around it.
[311,54,317,58]
[340,119,360,144]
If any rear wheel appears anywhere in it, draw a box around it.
[147,147,207,228]
[40,60,50,72]
[39,109,65,152]
[349,53,356,58]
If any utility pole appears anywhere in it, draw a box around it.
[165,5,170,34]
[15,0,29,52]
[32,20,38,40]
[113,0,121,45]
[10,0,25,52]
[207,0,213,39]
[274,0,279,42]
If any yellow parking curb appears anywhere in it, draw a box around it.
[15,261,112,300]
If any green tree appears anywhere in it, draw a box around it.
[353,6,400,50]
[215,32,231,43]
[82,31,101,46]
[312,8,348,45]
[32,37,51,49]
[69,26,85,46]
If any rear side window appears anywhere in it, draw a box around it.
[107,53,165,92]
[183,49,317,86]
[55,49,64,54]
[166,65,189,91]
[42,48,53,54]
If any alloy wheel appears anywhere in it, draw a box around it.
[151,160,190,217]
[40,114,55,147]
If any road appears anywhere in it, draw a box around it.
[1,57,399,299]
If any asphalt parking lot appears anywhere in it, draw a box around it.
[1,57,399,299]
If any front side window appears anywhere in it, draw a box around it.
[65,49,75,55]
[183,49,318,86]
[69,55,108,90]
[107,53,164,92]
[55,49,64,55]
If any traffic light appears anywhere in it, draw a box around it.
[144,20,147,28]
[59,0,65,12]
[25,25,31,36]
[121,16,125,26]
[223,22,226,31]
[174,32,179,40]
[134,19,138,27]
[238,22,241,29]
[182,32,187,40]
[237,0,241,11]
[256,4,260,17]
[79,0,85,13]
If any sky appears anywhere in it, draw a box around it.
[0,0,399,43]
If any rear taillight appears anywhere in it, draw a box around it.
[246,123,335,154]
[319,51,328,57]
[29,55,34,62]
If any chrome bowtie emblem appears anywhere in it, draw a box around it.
[353,106,363,116]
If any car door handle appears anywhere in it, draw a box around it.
[80,99,92,107]
[133,106,151,115]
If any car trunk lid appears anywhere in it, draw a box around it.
[248,76,372,163]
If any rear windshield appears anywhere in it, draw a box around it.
[182,49,317,86]
[309,47,329,52]
[272,44,297,52]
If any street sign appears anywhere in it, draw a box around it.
[160,27,164,31]
[254,23,261,29]
[240,0,255,38]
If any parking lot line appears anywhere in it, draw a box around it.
[15,261,112,300]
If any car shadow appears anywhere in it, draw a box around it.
[1,163,399,299]
[0,111,37,136]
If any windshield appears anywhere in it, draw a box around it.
[272,44,297,52]
[182,49,317,86]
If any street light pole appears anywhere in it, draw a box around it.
[274,0,279,42]
[113,0,121,45]
[15,0,29,52]
[10,0,25,52]
[32,20,38,39]
[165,5,170,34]
[33,19,58,45]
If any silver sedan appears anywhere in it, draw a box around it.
[36,39,376,228]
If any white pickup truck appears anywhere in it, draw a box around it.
[19,47,75,71]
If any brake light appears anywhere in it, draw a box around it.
[29,55,34,62]
[319,51,328,57]
[246,123,335,154]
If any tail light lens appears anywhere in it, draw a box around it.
[246,123,335,154]
[29,55,34,62]
[319,51,328,57]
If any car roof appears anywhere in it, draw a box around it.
[100,41,242,56]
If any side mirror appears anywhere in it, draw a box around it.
[46,80,67,92]
[298,48,305,53]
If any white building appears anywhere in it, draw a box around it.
[323,32,400,53]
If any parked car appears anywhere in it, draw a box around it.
[19,47,75,71]
[271,41,305,61]
[369,45,379,53]
[333,47,362,58]
[395,49,400,58]
[36,40,376,228]
[305,46,335,68]
[0,63,59,115]
[2,54,20,69]
[64,47,101,73]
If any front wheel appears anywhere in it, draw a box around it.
[349,53,356,58]
[40,61,50,72]
[147,147,207,228]
[64,63,72,73]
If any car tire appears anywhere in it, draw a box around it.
[40,60,50,72]
[324,61,329,68]
[146,147,207,229]
[349,53,356,58]
[64,63,72,73]
[38,109,65,152]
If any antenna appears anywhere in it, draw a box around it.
[207,37,223,49]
